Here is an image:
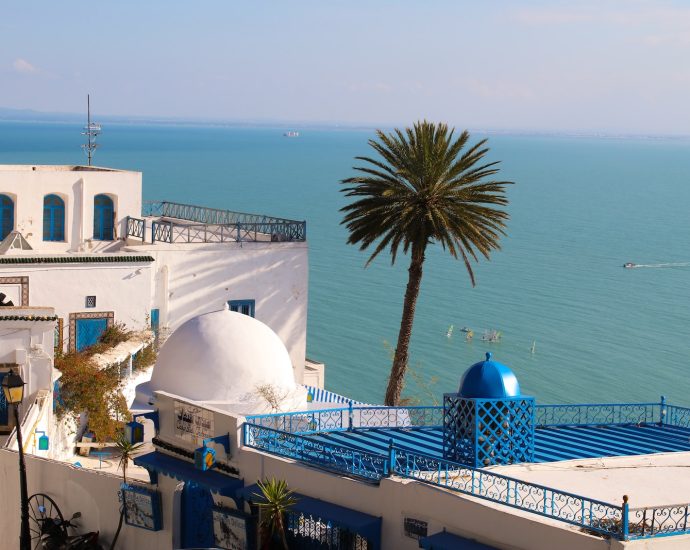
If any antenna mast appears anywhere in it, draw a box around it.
[81,94,101,166]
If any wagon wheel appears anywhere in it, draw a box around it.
[28,493,66,549]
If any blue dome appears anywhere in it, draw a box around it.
[458,352,521,398]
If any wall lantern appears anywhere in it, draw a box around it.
[2,371,25,405]
[194,433,231,472]
[124,421,145,444]
[36,430,50,451]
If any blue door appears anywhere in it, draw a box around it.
[43,194,65,241]
[93,194,114,240]
[181,482,214,548]
[0,194,14,241]
[0,372,8,425]
[150,309,160,336]
[75,318,108,351]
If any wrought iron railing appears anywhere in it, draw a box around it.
[392,448,624,539]
[243,423,388,481]
[125,216,145,240]
[664,405,690,429]
[628,503,690,539]
[245,405,444,435]
[535,402,661,427]
[245,408,349,435]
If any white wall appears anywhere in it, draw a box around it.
[0,263,153,351]
[0,166,141,252]
[131,241,308,379]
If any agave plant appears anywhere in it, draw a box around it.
[253,478,298,550]
[109,431,144,550]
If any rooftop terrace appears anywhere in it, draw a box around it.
[243,400,690,541]
[126,201,306,244]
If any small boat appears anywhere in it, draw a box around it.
[459,326,472,333]
[481,329,501,343]
[465,330,474,341]
[530,340,536,354]
[623,262,636,269]
[446,325,454,338]
[284,131,300,138]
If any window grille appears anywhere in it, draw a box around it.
[85,296,97,308]
[228,299,255,317]
[403,517,428,540]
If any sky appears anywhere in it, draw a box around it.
[2,0,690,134]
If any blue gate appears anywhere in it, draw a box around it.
[75,317,108,351]
[181,482,214,548]
[0,372,8,425]
[93,194,114,240]
[0,194,14,241]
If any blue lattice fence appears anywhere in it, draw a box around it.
[628,503,690,539]
[443,395,535,467]
[245,408,348,435]
[665,405,690,429]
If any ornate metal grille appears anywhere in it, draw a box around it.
[443,395,535,467]
[286,512,370,549]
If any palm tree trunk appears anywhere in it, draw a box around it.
[109,508,124,550]
[385,244,425,405]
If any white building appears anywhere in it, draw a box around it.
[0,165,323,389]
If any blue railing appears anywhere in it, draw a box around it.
[243,423,388,481]
[125,216,145,239]
[628,503,690,539]
[392,448,624,539]
[665,404,690,429]
[246,405,444,434]
[535,402,661,427]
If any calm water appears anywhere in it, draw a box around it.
[2,122,690,405]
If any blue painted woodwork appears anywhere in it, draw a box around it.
[75,317,108,351]
[43,194,65,241]
[0,372,8,425]
[121,484,163,531]
[0,194,14,240]
[93,194,114,240]
[181,482,215,548]
[228,299,255,317]
[459,352,520,398]
[36,431,50,450]
[125,421,144,444]
[150,309,159,336]
[133,451,243,498]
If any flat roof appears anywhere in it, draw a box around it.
[0,164,130,172]
[310,423,690,463]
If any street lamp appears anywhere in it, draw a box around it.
[2,371,30,550]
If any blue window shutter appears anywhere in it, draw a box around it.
[94,195,115,240]
[43,194,65,241]
[0,194,14,241]
[227,299,255,317]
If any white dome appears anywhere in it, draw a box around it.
[142,307,298,406]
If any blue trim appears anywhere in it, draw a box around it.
[228,299,255,317]
[133,451,243,498]
[0,372,8,425]
[43,194,65,241]
[0,194,14,240]
[93,194,114,240]
[121,483,163,531]
[150,309,159,336]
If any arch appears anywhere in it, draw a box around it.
[93,194,114,240]
[0,194,14,240]
[43,194,65,241]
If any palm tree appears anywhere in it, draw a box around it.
[253,478,298,550]
[341,120,512,406]
[109,431,144,550]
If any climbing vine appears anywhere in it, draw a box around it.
[55,323,156,442]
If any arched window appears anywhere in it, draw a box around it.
[0,195,14,241]
[93,194,114,240]
[43,194,65,241]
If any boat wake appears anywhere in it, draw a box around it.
[626,262,690,269]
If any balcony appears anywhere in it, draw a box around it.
[126,201,306,244]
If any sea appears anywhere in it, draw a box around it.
[1,121,689,406]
